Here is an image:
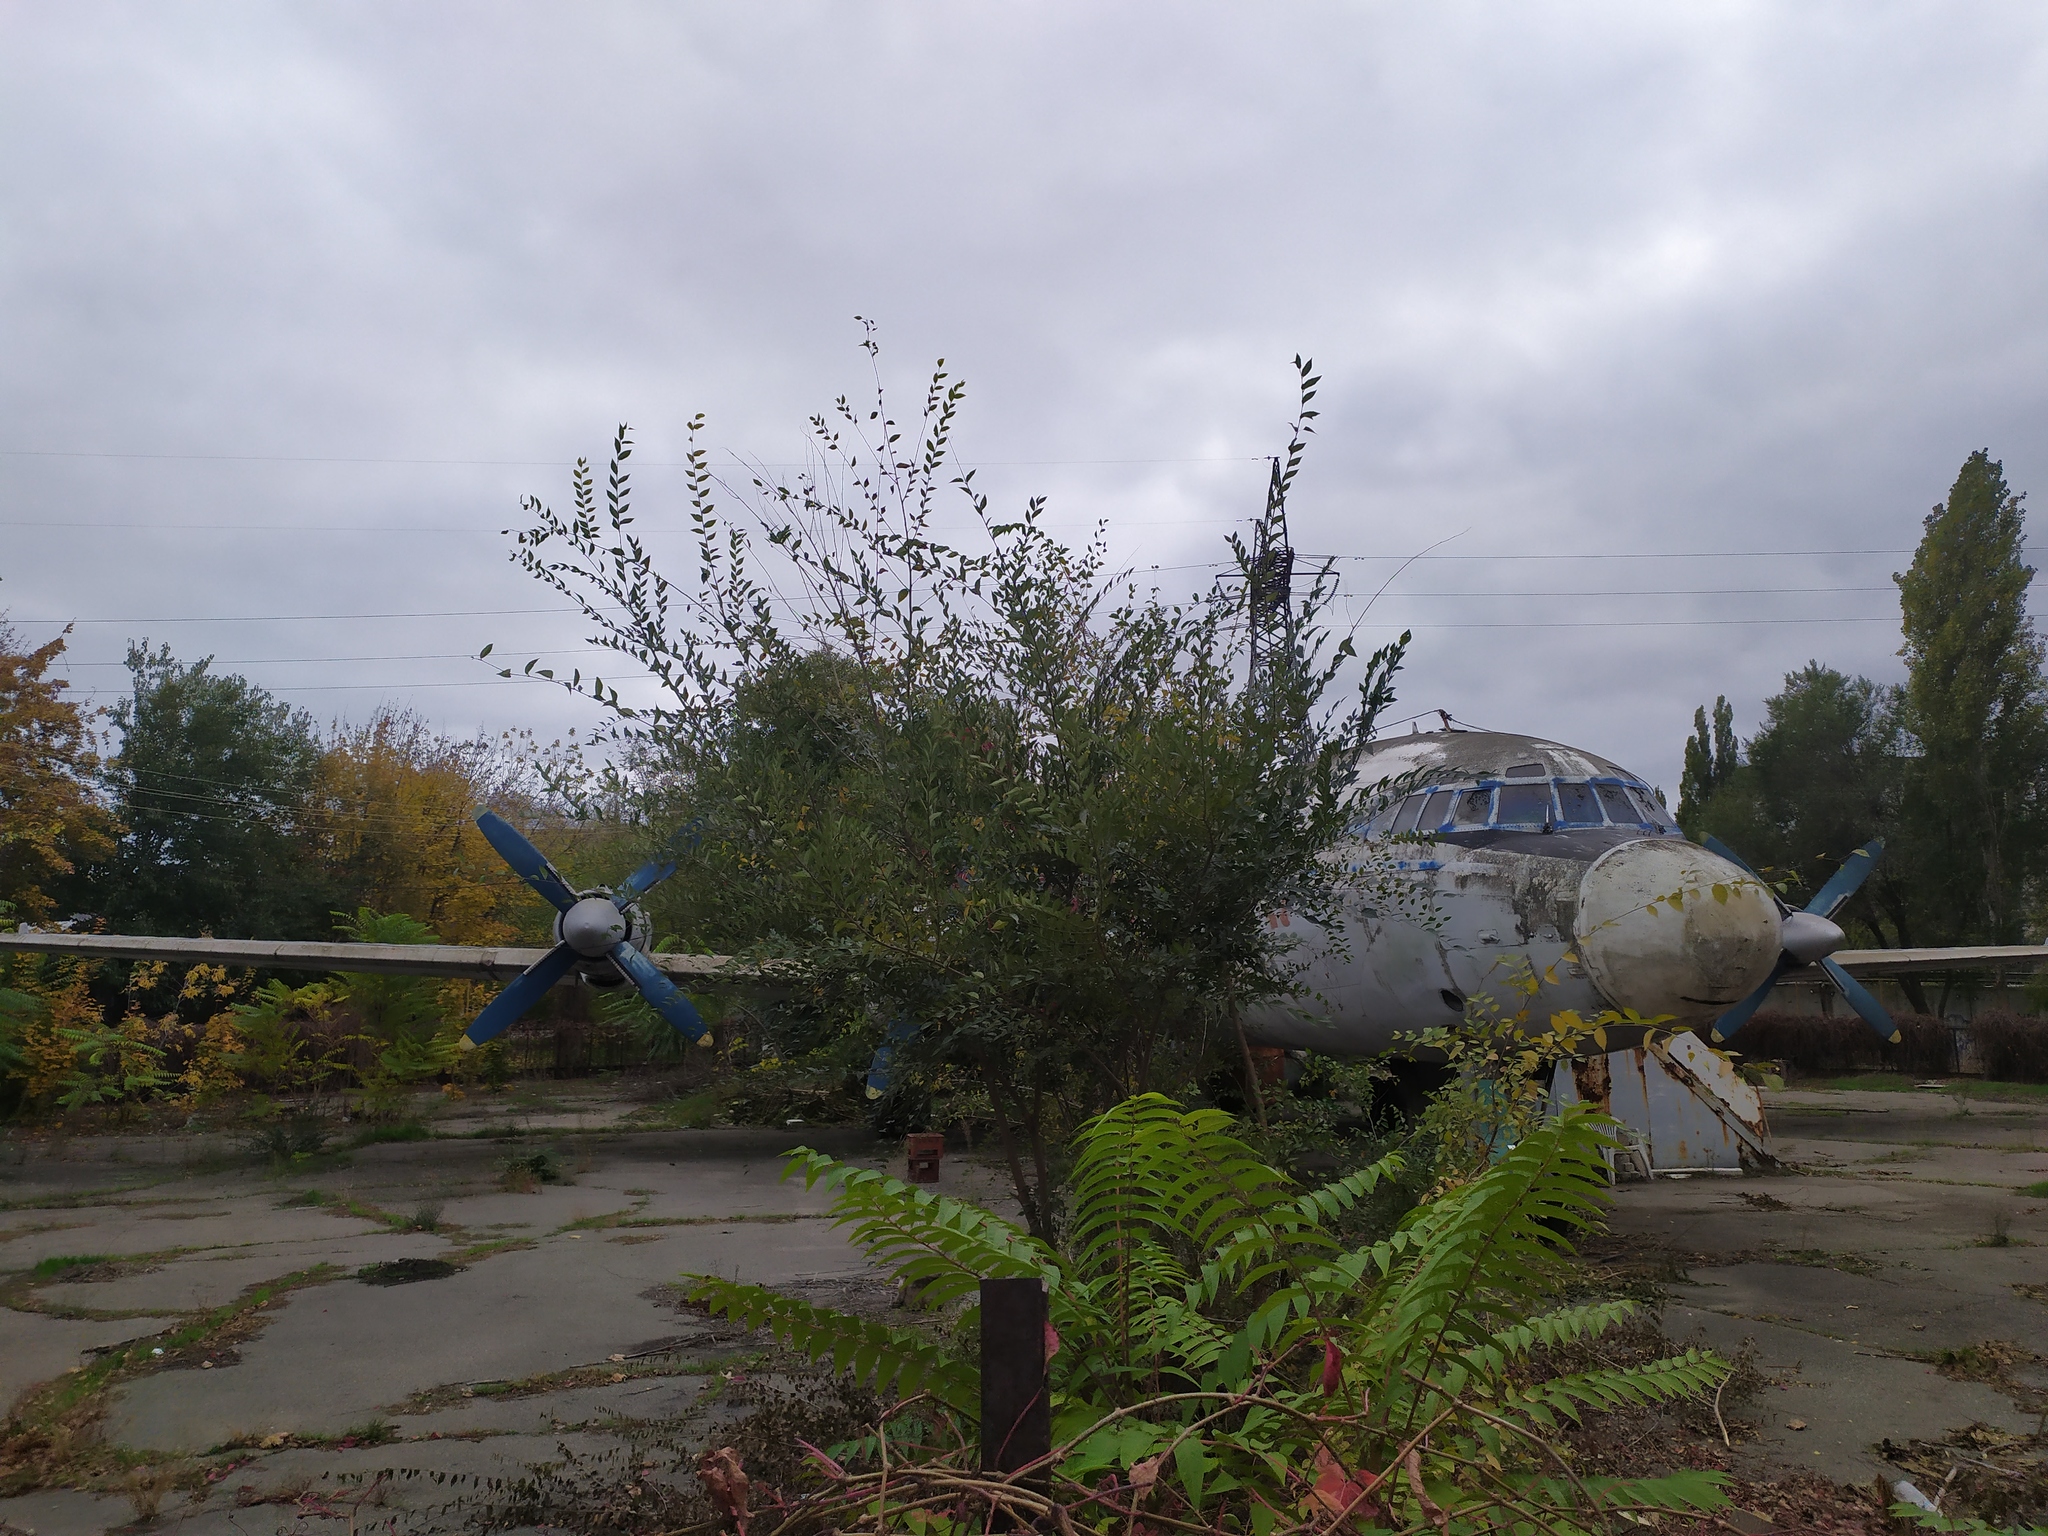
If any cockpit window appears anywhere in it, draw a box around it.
[1555,781,1600,824]
[1504,761,1545,778]
[1417,789,1454,832]
[1595,782,1642,825]
[1625,784,1673,830]
[1391,793,1427,835]
[1450,788,1491,827]
[1495,782,1552,826]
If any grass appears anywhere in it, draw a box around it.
[29,1254,117,1281]
[356,1257,459,1286]
[2020,1180,2048,1198]
[1816,1075,2048,1102]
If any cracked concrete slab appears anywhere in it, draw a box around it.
[0,1203,391,1269]
[35,1232,456,1314]
[104,1190,870,1451]
[11,1076,2040,1534]
[1666,1304,2037,1484]
[1609,1083,2048,1488]
[0,1309,179,1410]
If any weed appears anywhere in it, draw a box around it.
[401,1201,443,1233]
[236,1113,331,1164]
[1980,1209,2015,1247]
[1931,1340,2048,1414]
[627,1089,722,1131]
[497,1150,563,1192]
[356,1258,458,1286]
[30,1254,115,1282]
[1772,1246,1885,1277]
[275,1189,328,1208]
[2021,1180,2048,1198]
[337,1419,397,1446]
[125,1462,181,1523]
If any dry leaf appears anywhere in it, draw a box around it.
[699,1446,751,1536]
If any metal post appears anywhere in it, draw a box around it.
[979,1277,1050,1490]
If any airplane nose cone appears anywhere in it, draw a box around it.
[561,896,628,957]
[1779,909,1846,965]
[1574,840,1781,1026]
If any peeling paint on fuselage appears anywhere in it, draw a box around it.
[1242,729,1730,1057]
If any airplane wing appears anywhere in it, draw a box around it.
[1823,945,2048,978]
[0,930,765,986]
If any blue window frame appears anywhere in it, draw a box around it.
[1594,781,1642,825]
[1494,781,1554,827]
[1554,780,1602,825]
[1416,789,1455,832]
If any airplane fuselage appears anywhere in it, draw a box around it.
[1242,729,1785,1055]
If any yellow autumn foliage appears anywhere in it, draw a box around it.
[311,711,521,945]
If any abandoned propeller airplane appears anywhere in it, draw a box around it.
[4,733,2044,1102]
[1236,728,2048,1057]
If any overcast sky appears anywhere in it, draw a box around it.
[4,2,2046,800]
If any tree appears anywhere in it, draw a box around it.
[1741,665,1908,924]
[0,625,118,921]
[1895,450,2048,944]
[1675,695,1738,838]
[310,710,538,946]
[97,644,336,939]
[494,341,1407,1238]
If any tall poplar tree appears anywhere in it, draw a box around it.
[1894,450,2048,944]
[1676,695,1738,836]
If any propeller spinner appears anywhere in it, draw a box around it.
[1704,836,1899,1045]
[461,812,704,1049]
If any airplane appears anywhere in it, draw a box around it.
[1236,727,2048,1058]
[3,740,2044,1074]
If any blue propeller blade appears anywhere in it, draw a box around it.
[1710,956,1793,1043]
[1821,956,1901,1044]
[464,944,578,1046]
[609,939,707,1042]
[864,1014,920,1100]
[476,812,579,913]
[612,856,677,907]
[1805,841,1882,921]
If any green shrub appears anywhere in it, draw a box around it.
[688,1095,1728,1532]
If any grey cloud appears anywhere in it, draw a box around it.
[3,1,2045,799]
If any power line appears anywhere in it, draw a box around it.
[7,606,591,625]
[1347,585,1898,598]
[1393,616,1897,628]
[49,646,609,669]
[0,448,1270,468]
[25,588,1905,664]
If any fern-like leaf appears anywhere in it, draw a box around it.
[784,1148,1056,1312]
[685,1274,978,1416]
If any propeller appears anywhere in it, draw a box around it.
[461,813,705,1049]
[864,1013,920,1101]
[1703,835,1898,1045]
